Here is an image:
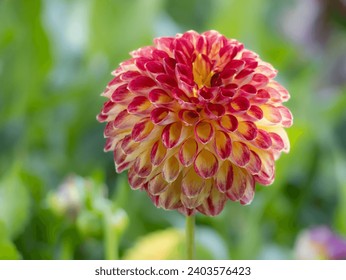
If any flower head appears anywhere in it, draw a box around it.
[97,30,292,216]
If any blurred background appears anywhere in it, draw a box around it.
[1,0,346,260]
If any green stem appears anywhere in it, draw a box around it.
[104,210,119,260]
[186,215,195,260]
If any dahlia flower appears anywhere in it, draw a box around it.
[97,30,292,216]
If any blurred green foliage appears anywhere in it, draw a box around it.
[0,0,346,259]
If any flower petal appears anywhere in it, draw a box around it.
[150,107,170,125]
[247,105,263,120]
[230,96,250,112]
[218,114,238,132]
[158,179,182,210]
[178,109,199,126]
[279,106,293,127]
[121,135,140,155]
[205,103,225,119]
[240,175,255,205]
[128,167,146,190]
[197,185,227,216]
[195,121,214,144]
[148,173,169,195]
[131,118,155,142]
[239,84,257,95]
[231,141,250,166]
[214,130,232,160]
[134,152,152,177]
[254,150,275,185]
[194,149,219,179]
[114,110,139,129]
[182,167,206,197]
[181,179,212,209]
[215,160,233,193]
[128,76,156,93]
[261,104,282,124]
[148,88,174,105]
[162,122,182,149]
[178,138,198,167]
[237,121,258,141]
[252,129,272,149]
[246,150,262,174]
[226,166,247,201]
[162,156,180,183]
[127,96,151,114]
[150,140,167,166]
[111,84,131,103]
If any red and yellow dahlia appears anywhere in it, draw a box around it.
[97,30,292,216]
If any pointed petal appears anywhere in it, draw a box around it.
[260,104,282,124]
[239,84,257,95]
[131,118,154,142]
[194,121,214,144]
[254,150,275,185]
[148,88,174,105]
[269,132,285,151]
[145,61,165,74]
[278,106,293,127]
[158,179,183,210]
[247,105,263,120]
[178,109,199,126]
[205,103,225,119]
[150,140,167,166]
[156,74,177,89]
[197,185,227,216]
[240,175,255,205]
[237,121,258,140]
[250,73,269,87]
[226,166,247,201]
[111,84,132,103]
[114,110,139,129]
[182,167,205,197]
[268,127,290,153]
[252,129,272,149]
[181,179,212,209]
[121,135,140,155]
[178,138,198,167]
[150,107,170,124]
[215,160,233,192]
[148,173,169,195]
[194,149,219,179]
[134,152,152,177]
[128,76,156,93]
[128,167,146,190]
[214,130,232,159]
[234,68,254,79]
[127,96,151,114]
[162,122,182,149]
[218,114,238,132]
[230,96,250,112]
[113,142,127,165]
[231,141,250,167]
[246,150,262,174]
[162,156,180,182]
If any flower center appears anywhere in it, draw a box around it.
[192,54,214,89]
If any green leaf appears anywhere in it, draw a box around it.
[0,166,31,239]
[0,222,20,260]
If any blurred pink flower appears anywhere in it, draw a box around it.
[97,30,292,216]
[295,226,346,260]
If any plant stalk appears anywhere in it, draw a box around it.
[186,215,195,260]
